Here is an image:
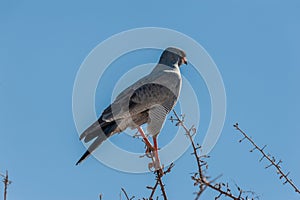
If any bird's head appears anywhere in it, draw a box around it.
[159,47,188,68]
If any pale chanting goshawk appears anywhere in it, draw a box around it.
[76,47,188,172]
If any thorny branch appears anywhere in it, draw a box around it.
[171,110,256,200]
[118,158,174,200]
[146,163,174,200]
[1,170,12,200]
[121,188,135,200]
[100,116,298,200]
[147,180,159,200]
[234,123,300,194]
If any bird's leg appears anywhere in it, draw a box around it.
[137,127,154,155]
[153,135,163,176]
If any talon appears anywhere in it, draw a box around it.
[148,162,155,172]
[153,161,163,173]
[145,146,155,158]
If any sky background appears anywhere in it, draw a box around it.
[1,0,300,200]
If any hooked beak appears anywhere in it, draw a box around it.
[182,57,188,65]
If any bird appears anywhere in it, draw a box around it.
[76,47,188,172]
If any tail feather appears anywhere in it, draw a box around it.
[76,150,90,165]
[76,120,118,165]
[84,131,99,143]
[76,135,106,165]
[79,117,114,141]
[83,121,117,143]
[79,120,102,141]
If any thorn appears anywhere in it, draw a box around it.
[277,160,282,165]
[239,136,247,143]
[259,155,266,162]
[233,122,239,129]
[250,147,257,152]
[265,163,273,169]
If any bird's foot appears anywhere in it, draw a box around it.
[155,163,164,176]
[145,145,155,158]
[148,157,164,176]
[148,161,164,175]
[154,155,164,176]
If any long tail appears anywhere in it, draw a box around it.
[76,119,117,165]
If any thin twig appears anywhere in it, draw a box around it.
[121,188,130,200]
[234,123,300,194]
[1,170,12,200]
[148,180,159,200]
[172,111,204,182]
[156,171,168,200]
[147,163,174,200]
[172,110,254,200]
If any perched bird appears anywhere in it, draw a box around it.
[76,47,188,171]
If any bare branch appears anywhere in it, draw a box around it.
[121,188,135,200]
[1,170,12,200]
[147,180,159,200]
[147,163,174,200]
[234,123,300,194]
[172,110,255,200]
[156,171,167,200]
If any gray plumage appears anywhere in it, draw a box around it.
[76,47,187,165]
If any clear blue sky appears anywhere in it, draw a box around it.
[1,0,300,199]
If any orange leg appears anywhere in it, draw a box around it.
[137,127,154,150]
[153,135,163,175]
